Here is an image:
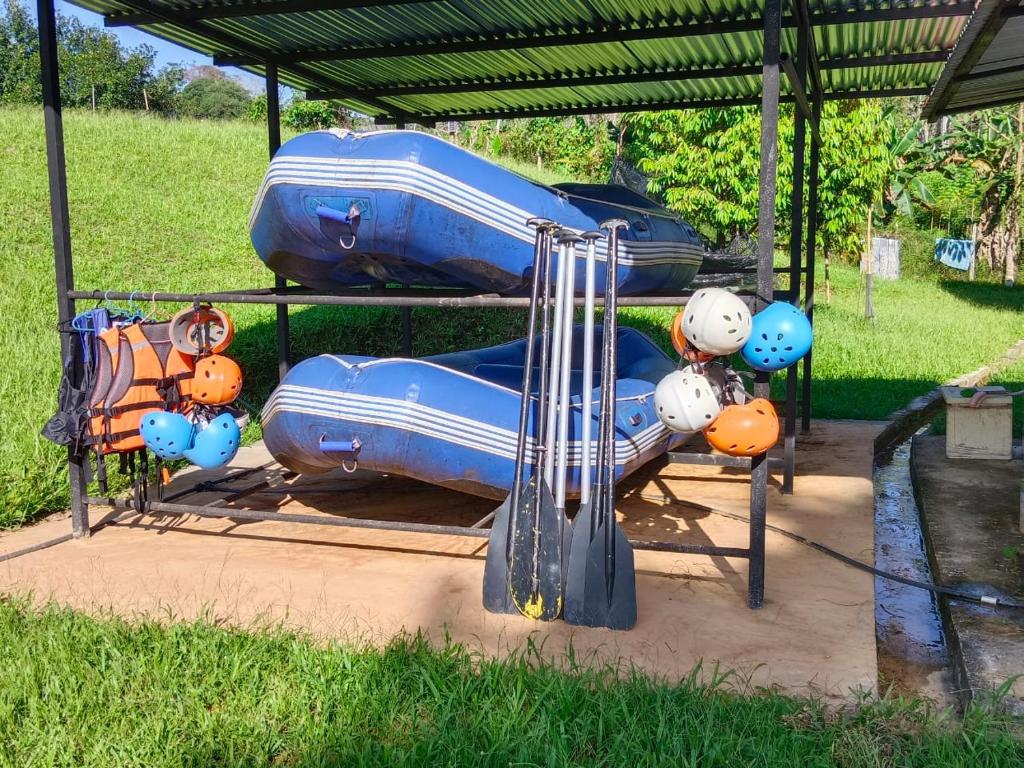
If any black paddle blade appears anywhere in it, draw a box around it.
[482,493,518,614]
[508,478,564,621]
[564,517,637,630]
[563,500,595,624]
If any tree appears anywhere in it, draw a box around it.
[0,0,41,103]
[0,0,178,112]
[176,75,252,120]
[623,101,891,261]
[944,106,1024,286]
[56,14,155,110]
[624,107,790,246]
[457,116,615,182]
[145,64,185,114]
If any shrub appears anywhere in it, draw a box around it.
[283,99,347,131]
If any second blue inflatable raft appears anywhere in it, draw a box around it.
[261,327,684,499]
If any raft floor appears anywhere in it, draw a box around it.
[1,420,879,701]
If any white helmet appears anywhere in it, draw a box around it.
[654,370,722,433]
[682,288,752,356]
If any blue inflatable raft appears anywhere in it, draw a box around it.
[250,129,704,295]
[261,327,685,499]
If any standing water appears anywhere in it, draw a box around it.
[874,440,954,703]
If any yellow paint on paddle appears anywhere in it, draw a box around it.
[518,594,561,620]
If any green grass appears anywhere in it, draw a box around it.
[2,106,1023,526]
[0,598,1020,767]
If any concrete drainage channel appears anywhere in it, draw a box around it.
[873,439,954,705]
[871,338,1024,708]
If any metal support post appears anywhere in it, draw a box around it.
[749,0,782,608]
[266,63,290,380]
[782,30,809,495]
[802,95,823,432]
[400,285,413,356]
[38,0,89,538]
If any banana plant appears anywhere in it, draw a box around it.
[879,117,937,220]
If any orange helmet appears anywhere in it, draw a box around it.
[703,398,779,457]
[670,311,716,363]
[192,354,243,405]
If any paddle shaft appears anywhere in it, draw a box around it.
[580,237,597,506]
[510,223,550,508]
[543,239,567,487]
[601,220,627,600]
[554,235,581,511]
[534,229,555,481]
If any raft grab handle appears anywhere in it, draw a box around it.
[319,435,362,472]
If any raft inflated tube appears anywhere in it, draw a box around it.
[250,129,705,296]
[261,326,688,498]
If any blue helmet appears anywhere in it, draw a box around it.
[184,413,241,470]
[139,411,195,460]
[740,302,813,372]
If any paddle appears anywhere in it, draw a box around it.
[564,219,638,630]
[564,230,602,611]
[553,232,583,580]
[507,227,568,621]
[483,218,553,615]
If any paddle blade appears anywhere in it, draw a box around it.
[563,501,596,623]
[483,494,518,614]
[508,478,564,621]
[565,518,637,630]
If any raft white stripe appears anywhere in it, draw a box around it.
[250,158,704,267]
[268,383,662,431]
[263,387,670,453]
[262,396,671,461]
[253,174,703,269]
[252,175,702,267]
[254,169,705,266]
[262,403,672,465]
[261,391,672,463]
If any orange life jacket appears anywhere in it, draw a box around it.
[87,322,195,454]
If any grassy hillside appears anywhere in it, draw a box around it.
[1,106,1022,526]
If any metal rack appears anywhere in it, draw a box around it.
[37,0,823,610]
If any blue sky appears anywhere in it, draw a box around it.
[45,1,267,92]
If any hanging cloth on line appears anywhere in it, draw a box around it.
[935,238,974,272]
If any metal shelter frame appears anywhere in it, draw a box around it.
[39,0,837,610]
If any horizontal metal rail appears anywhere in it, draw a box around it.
[68,286,797,308]
[86,496,755,559]
[667,452,787,471]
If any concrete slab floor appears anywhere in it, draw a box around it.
[910,435,1024,713]
[1,420,879,702]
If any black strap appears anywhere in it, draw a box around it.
[154,456,164,502]
[84,427,148,447]
[91,400,166,418]
[133,450,150,514]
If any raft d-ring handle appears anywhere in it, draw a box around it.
[315,204,360,249]
[319,435,361,472]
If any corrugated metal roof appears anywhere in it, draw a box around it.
[922,0,1024,117]
[67,1,976,121]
